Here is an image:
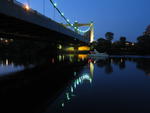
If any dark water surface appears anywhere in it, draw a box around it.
[46,56,150,113]
[0,55,150,113]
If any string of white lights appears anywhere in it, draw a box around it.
[49,0,90,34]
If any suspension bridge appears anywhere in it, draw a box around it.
[0,0,94,48]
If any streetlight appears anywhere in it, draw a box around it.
[24,4,30,11]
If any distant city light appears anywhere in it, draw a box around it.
[132,43,135,46]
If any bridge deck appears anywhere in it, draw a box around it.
[0,0,89,44]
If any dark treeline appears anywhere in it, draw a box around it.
[92,25,150,55]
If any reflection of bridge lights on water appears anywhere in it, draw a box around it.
[60,72,93,108]
[59,61,95,107]
[50,57,95,107]
[57,54,88,62]
[0,38,14,45]
[0,59,26,75]
[78,54,88,60]
[5,59,8,66]
[58,55,62,62]
[74,72,77,76]
[89,62,94,77]
[47,60,95,108]
[0,59,14,67]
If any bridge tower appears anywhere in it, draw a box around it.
[63,21,94,43]
[74,21,94,43]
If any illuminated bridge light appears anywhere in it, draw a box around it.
[24,4,30,11]
[61,13,64,16]
[54,3,57,7]
[67,19,70,22]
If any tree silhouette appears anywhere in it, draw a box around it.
[105,32,114,41]
[137,35,150,54]
[95,38,111,53]
[120,37,126,43]
[120,36,127,48]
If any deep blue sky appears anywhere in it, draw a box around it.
[18,0,150,42]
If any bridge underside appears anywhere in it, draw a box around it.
[0,0,89,46]
[0,13,87,46]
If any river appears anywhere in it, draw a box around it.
[0,55,150,113]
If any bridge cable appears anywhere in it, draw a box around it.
[49,0,91,34]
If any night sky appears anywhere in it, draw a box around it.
[18,0,150,42]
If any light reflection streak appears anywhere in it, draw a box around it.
[0,58,27,76]
[57,54,88,63]
[59,61,95,108]
[0,59,14,67]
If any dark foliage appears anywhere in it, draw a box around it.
[94,32,150,55]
